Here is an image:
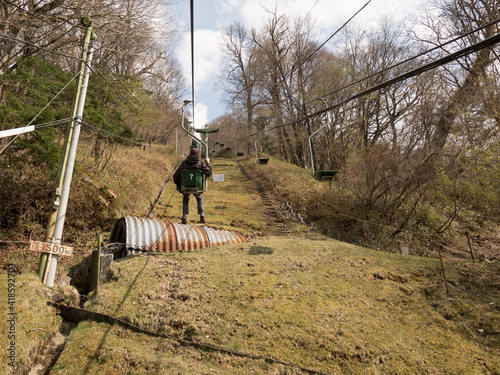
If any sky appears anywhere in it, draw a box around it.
[175,0,427,129]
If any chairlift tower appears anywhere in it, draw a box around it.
[195,124,219,155]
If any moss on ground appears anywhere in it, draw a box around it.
[54,236,499,374]
[156,158,276,234]
[0,273,62,374]
[2,154,499,374]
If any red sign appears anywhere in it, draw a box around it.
[30,241,73,256]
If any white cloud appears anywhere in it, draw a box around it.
[217,0,242,15]
[176,0,427,122]
[193,102,209,129]
[177,29,224,89]
[176,28,224,125]
[223,0,426,36]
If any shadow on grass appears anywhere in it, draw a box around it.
[82,255,151,374]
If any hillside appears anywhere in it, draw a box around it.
[2,1,500,373]
[1,155,499,375]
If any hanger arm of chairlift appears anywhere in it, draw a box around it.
[180,115,209,193]
[254,135,270,165]
[308,124,340,180]
[181,120,208,157]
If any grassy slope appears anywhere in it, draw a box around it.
[0,273,62,374]
[2,156,499,374]
[55,158,499,374]
[155,158,271,234]
[55,238,499,374]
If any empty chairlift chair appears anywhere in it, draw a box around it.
[255,136,270,165]
[308,125,340,181]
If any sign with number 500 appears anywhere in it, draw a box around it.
[29,241,73,256]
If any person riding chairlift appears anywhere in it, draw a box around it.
[173,148,212,224]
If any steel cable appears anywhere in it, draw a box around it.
[0,69,82,154]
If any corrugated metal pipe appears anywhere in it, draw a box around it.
[109,216,247,258]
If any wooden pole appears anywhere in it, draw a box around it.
[90,234,102,293]
[44,19,97,287]
[435,235,450,297]
[466,231,475,262]
[42,253,52,284]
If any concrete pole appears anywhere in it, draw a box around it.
[45,32,96,287]
[38,18,96,279]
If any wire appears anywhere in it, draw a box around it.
[253,0,372,110]
[190,0,196,127]
[80,120,170,150]
[1,32,174,149]
[80,121,146,147]
[220,19,500,143]
[0,16,78,40]
[91,65,144,110]
[0,33,82,62]
[307,17,500,104]
[227,30,500,142]
[90,65,175,146]
[2,0,80,41]
[0,69,82,154]
[102,66,143,106]
[304,0,320,20]
[226,0,371,140]
[301,0,372,65]
[37,118,74,128]
[304,31,500,123]
[0,16,43,32]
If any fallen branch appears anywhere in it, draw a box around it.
[48,301,331,375]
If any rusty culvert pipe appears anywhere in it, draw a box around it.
[109,216,247,257]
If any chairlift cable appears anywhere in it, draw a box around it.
[306,17,500,105]
[220,29,500,144]
[190,0,196,128]
[301,0,372,65]
[3,0,81,42]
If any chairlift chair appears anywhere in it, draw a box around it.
[308,125,340,180]
[180,102,210,192]
[177,169,206,194]
[255,136,270,165]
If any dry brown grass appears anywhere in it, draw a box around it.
[3,147,499,375]
[0,273,62,375]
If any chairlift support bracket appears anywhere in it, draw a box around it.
[180,101,209,193]
[308,124,340,180]
[255,135,270,165]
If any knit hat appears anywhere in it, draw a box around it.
[190,148,200,156]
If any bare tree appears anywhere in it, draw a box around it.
[220,22,262,153]
[415,0,499,153]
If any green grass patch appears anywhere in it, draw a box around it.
[0,273,62,374]
[3,153,499,374]
[156,158,270,234]
[71,236,500,374]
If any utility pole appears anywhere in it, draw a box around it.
[38,17,97,286]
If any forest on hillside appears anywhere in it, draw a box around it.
[1,0,499,256]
